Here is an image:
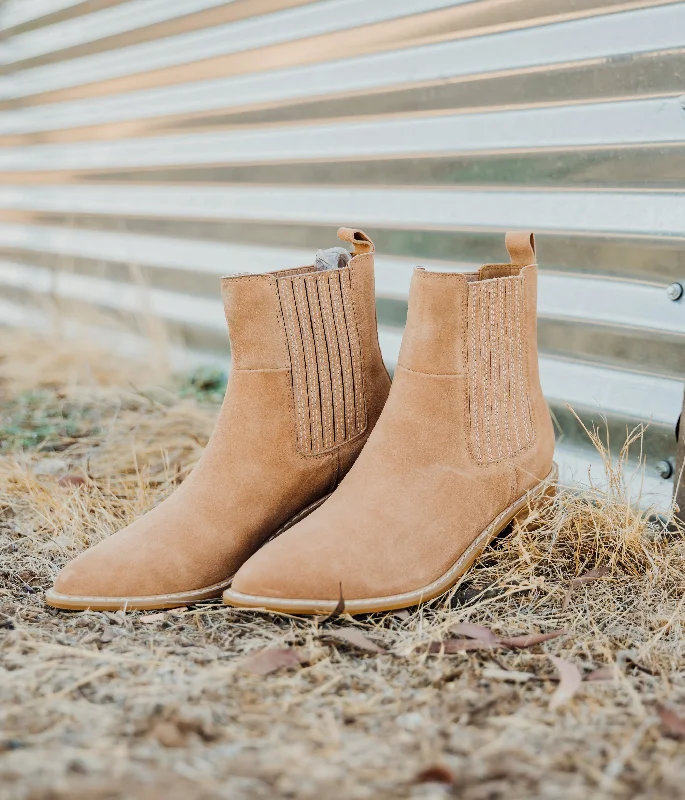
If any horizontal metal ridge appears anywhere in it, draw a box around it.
[2,212,684,283]
[3,1,679,108]
[2,98,683,171]
[2,4,682,130]
[1,1,91,33]
[1,184,684,237]
[4,0,309,67]
[4,145,682,190]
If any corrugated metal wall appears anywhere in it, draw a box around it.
[1,0,684,506]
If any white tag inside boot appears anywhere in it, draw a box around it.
[315,247,350,271]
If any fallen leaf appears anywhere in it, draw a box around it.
[58,474,86,488]
[656,705,685,739]
[413,764,456,785]
[328,628,384,654]
[139,613,166,624]
[549,656,582,710]
[562,566,610,612]
[320,583,345,623]
[239,647,302,676]
[450,622,498,643]
[426,627,566,655]
[585,666,615,682]
[482,666,535,683]
[99,625,116,644]
[575,566,611,583]
[499,629,567,649]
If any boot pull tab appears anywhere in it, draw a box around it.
[505,231,536,266]
[337,227,375,255]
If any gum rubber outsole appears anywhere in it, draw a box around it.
[44,493,333,612]
[222,465,558,615]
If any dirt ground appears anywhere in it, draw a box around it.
[1,329,685,800]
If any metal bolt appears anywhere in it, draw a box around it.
[666,282,683,301]
[655,460,673,480]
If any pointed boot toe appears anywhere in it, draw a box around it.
[224,232,558,616]
[45,509,235,611]
[45,228,391,612]
[225,523,349,612]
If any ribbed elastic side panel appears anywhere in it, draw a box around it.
[278,268,367,455]
[467,275,534,465]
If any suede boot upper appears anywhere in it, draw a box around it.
[48,228,391,607]
[227,232,555,608]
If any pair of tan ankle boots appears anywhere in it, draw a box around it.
[46,228,556,615]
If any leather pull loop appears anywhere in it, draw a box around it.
[337,227,375,255]
[505,231,536,266]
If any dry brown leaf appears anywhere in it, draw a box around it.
[413,764,456,785]
[427,627,566,655]
[657,705,685,739]
[239,647,302,676]
[450,622,498,643]
[562,566,610,612]
[320,583,345,623]
[329,628,384,654]
[57,475,86,488]
[585,666,615,682]
[499,629,567,649]
[549,656,582,710]
[139,613,166,624]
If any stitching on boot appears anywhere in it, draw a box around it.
[294,278,323,452]
[331,271,356,439]
[278,269,367,456]
[467,275,534,465]
[318,273,347,443]
[340,269,367,434]
[306,275,335,450]
[278,279,310,452]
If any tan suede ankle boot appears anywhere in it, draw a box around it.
[224,232,556,614]
[46,228,391,611]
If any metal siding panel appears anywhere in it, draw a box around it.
[1,0,683,504]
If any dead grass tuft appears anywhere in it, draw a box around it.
[1,329,684,799]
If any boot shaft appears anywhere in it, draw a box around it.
[220,228,390,457]
[225,233,558,613]
[398,231,553,476]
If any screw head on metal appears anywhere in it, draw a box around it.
[666,282,683,301]
[655,460,673,480]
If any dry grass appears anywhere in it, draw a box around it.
[1,329,685,800]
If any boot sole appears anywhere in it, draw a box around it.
[44,492,333,611]
[222,465,558,615]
